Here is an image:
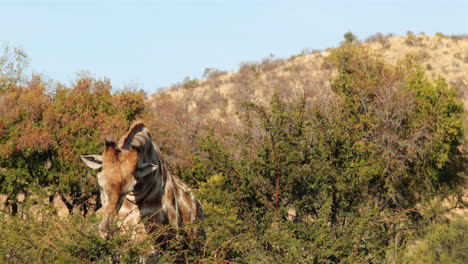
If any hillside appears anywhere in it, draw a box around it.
[148,33,468,129]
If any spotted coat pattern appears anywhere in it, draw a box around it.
[81,121,204,238]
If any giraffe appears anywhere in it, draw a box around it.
[81,121,204,240]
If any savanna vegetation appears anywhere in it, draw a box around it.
[0,34,467,263]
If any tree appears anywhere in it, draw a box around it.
[197,42,466,263]
[300,43,466,262]
[0,44,29,92]
[0,70,147,216]
[0,75,51,216]
[42,74,147,215]
[326,44,465,211]
[344,31,357,44]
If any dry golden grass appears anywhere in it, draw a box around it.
[369,34,468,110]
[149,34,468,120]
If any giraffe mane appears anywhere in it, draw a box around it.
[120,121,146,150]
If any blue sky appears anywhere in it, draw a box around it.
[1,0,467,95]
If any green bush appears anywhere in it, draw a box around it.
[0,212,152,263]
[0,72,147,216]
[402,216,468,264]
[195,42,466,263]
[344,31,357,44]
[0,210,246,263]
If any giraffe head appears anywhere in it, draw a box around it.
[81,137,158,238]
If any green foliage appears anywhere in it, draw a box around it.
[0,212,154,263]
[0,209,256,264]
[0,69,147,215]
[344,31,357,44]
[435,32,444,39]
[195,42,466,262]
[0,39,466,263]
[42,75,147,201]
[176,154,208,186]
[0,44,29,92]
[327,44,465,210]
[402,216,468,264]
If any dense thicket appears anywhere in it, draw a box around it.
[0,64,147,216]
[194,44,466,263]
[0,41,466,263]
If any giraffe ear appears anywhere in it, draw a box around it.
[103,137,118,162]
[81,155,103,170]
[135,163,158,178]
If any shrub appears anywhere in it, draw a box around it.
[0,71,147,216]
[0,44,29,92]
[0,208,250,263]
[365,32,391,48]
[344,31,357,44]
[405,30,422,46]
[197,42,466,262]
[0,212,151,263]
[402,216,468,264]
